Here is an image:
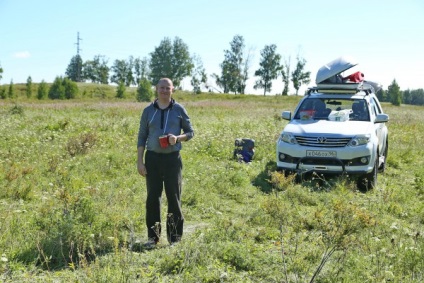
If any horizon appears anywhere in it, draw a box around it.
[1,0,423,94]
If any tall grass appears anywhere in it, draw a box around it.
[0,90,423,282]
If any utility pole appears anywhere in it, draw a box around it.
[75,31,82,55]
[75,32,82,81]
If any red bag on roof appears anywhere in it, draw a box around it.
[344,71,364,83]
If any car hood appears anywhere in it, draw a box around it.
[284,120,373,136]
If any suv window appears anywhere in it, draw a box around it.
[370,97,382,115]
[294,98,370,121]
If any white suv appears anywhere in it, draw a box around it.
[276,57,389,190]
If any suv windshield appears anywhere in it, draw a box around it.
[294,98,370,121]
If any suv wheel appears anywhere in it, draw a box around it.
[357,156,378,191]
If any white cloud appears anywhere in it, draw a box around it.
[13,51,31,59]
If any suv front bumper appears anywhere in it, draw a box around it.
[276,159,373,175]
[276,142,376,175]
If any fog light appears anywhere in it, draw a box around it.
[360,157,368,164]
[279,153,286,161]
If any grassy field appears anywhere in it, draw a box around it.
[0,87,423,282]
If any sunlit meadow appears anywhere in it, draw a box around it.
[0,87,423,282]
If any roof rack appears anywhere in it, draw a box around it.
[307,82,374,96]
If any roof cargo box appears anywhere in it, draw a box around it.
[311,56,382,94]
[316,56,357,84]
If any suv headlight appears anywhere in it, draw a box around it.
[348,134,371,146]
[280,132,297,144]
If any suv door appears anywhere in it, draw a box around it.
[370,96,388,155]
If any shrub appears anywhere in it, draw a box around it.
[0,86,6,99]
[48,77,78,99]
[34,192,98,269]
[37,80,48,99]
[66,132,97,156]
[9,104,24,115]
[49,77,65,99]
[26,76,33,98]
[63,77,79,99]
[136,78,154,102]
[116,82,126,98]
[8,80,14,98]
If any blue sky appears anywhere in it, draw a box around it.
[1,0,423,95]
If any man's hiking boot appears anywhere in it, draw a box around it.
[142,238,158,250]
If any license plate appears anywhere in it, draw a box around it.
[306,150,337,158]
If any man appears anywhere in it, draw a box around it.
[137,78,194,247]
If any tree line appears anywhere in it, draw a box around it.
[65,35,311,96]
[374,79,424,106]
[0,34,423,104]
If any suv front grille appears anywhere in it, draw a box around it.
[295,136,351,147]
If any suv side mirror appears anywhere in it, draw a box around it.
[282,111,291,121]
[375,113,389,123]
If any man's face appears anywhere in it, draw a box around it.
[156,79,173,99]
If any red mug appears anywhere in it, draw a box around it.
[159,135,170,148]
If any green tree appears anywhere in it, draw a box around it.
[26,76,33,98]
[150,37,172,84]
[214,35,251,94]
[125,56,135,86]
[401,88,424,105]
[211,62,231,93]
[83,55,109,84]
[49,77,65,99]
[0,63,6,98]
[8,80,14,98]
[136,78,154,102]
[48,77,78,99]
[110,58,134,86]
[149,37,193,88]
[63,77,79,99]
[225,35,245,94]
[388,79,402,106]
[281,57,291,95]
[0,62,3,83]
[116,81,126,98]
[171,37,194,88]
[403,89,411,104]
[410,88,424,105]
[254,44,281,96]
[134,57,149,86]
[291,56,311,96]
[98,58,110,84]
[37,80,48,100]
[66,55,83,82]
[376,88,387,102]
[190,54,207,94]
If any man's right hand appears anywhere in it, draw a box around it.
[138,162,147,177]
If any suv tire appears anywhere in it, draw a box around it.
[357,155,378,191]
